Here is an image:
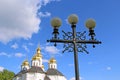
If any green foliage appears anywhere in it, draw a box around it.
[0,69,15,80]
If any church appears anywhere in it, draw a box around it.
[13,47,67,80]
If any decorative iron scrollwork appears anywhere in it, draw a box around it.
[62,30,88,54]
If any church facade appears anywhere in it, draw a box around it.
[13,47,67,80]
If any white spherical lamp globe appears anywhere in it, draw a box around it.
[68,14,78,25]
[85,19,96,29]
[51,17,62,28]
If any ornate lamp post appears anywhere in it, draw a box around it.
[47,14,101,80]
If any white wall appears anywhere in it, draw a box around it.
[48,75,67,80]
[26,73,45,80]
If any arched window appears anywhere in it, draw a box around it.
[36,62,38,66]
[51,65,52,68]
[34,62,35,66]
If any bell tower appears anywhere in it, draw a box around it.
[31,47,43,67]
[49,58,57,69]
[21,60,30,70]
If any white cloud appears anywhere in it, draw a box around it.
[106,66,112,71]
[0,0,41,43]
[88,61,93,65]
[0,66,4,72]
[45,46,60,54]
[43,59,49,63]
[0,52,12,57]
[0,52,26,58]
[11,43,18,49]
[28,42,34,46]
[0,0,60,44]
[38,12,51,17]
[68,63,74,67]
[42,0,61,5]
[22,45,29,52]
[70,77,84,80]
[14,53,26,58]
[70,77,75,80]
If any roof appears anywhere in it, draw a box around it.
[14,70,27,77]
[27,66,45,73]
[46,68,64,76]
[15,66,44,77]
[44,76,51,80]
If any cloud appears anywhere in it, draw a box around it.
[70,77,84,80]
[14,53,26,58]
[0,66,4,72]
[0,0,60,44]
[0,52,26,58]
[43,59,49,63]
[11,43,18,49]
[28,42,34,46]
[70,77,75,80]
[88,61,93,65]
[22,45,29,52]
[42,0,61,6]
[38,12,51,18]
[0,52,12,57]
[68,63,74,67]
[0,0,41,43]
[106,66,112,71]
[44,46,60,54]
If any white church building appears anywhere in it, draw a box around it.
[13,47,67,80]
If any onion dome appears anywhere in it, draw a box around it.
[49,58,56,64]
[32,55,40,60]
[22,60,29,66]
[36,47,42,58]
[32,47,42,60]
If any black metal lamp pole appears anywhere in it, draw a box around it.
[72,24,80,80]
[47,14,101,80]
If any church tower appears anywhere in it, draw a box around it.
[13,45,67,80]
[31,47,44,69]
[21,60,30,70]
[49,58,57,69]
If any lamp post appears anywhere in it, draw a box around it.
[47,14,101,80]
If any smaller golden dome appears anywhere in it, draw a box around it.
[37,47,41,51]
[22,60,29,66]
[36,47,42,58]
[49,58,56,63]
[32,47,42,61]
[36,52,42,58]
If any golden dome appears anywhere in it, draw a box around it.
[36,52,42,58]
[22,60,29,66]
[32,55,40,60]
[37,47,41,51]
[49,58,56,63]
[32,47,42,61]
[36,47,42,58]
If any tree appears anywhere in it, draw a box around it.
[0,69,15,80]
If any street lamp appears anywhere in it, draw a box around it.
[47,14,101,80]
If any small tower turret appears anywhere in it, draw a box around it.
[31,47,43,67]
[49,58,57,69]
[21,60,30,70]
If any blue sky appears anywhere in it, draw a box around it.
[0,0,120,80]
